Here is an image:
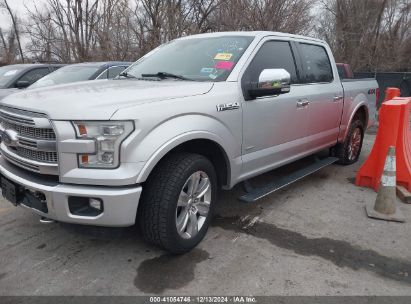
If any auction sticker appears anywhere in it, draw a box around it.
[214,53,233,60]
[201,67,214,73]
[215,61,234,70]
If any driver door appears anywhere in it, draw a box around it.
[241,40,310,176]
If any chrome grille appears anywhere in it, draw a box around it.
[10,147,58,163]
[1,120,56,140]
[0,106,58,175]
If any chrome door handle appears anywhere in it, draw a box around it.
[333,95,343,102]
[297,99,310,108]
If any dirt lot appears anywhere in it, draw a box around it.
[0,133,410,296]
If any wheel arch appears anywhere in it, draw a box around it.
[339,102,369,143]
[136,133,234,189]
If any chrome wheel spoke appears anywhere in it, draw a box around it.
[175,170,212,240]
[177,191,189,207]
[348,128,362,160]
[176,208,189,233]
[195,178,210,199]
[186,210,199,237]
[188,172,201,196]
[196,202,210,216]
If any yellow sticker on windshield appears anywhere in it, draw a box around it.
[214,53,233,61]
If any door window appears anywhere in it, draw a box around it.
[17,68,50,85]
[242,41,299,85]
[298,43,333,83]
[107,66,127,79]
[96,69,108,79]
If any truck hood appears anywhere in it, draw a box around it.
[0,79,214,120]
[0,88,19,101]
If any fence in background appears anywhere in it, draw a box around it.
[354,72,411,107]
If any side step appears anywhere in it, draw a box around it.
[239,157,339,203]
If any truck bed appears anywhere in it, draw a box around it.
[341,78,378,128]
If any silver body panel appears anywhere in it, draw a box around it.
[0,31,378,226]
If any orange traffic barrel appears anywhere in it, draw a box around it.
[383,87,401,103]
[356,97,411,192]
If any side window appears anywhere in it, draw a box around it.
[18,68,50,85]
[299,43,333,83]
[107,66,127,79]
[243,41,299,85]
[96,69,108,79]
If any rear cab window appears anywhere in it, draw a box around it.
[298,43,333,83]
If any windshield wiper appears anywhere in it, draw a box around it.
[118,72,137,79]
[141,72,193,81]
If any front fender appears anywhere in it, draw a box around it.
[132,115,241,185]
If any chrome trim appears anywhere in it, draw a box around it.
[0,106,59,175]
[0,143,58,175]
[0,107,52,128]
[17,135,57,152]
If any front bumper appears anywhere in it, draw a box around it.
[0,157,141,227]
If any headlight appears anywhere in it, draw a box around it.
[73,121,134,168]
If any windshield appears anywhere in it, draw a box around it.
[0,65,26,88]
[124,36,254,82]
[30,65,100,89]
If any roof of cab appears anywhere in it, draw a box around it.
[179,31,325,44]
[69,61,133,68]
[2,63,65,69]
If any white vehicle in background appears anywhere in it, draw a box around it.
[0,32,378,253]
[0,63,64,100]
[29,61,132,89]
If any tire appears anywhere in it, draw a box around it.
[138,153,217,254]
[334,118,365,165]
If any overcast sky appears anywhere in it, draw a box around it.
[0,0,47,29]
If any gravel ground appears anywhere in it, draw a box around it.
[0,133,410,296]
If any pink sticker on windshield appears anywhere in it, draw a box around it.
[215,61,234,70]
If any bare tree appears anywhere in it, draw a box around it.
[0,0,24,62]
[20,0,409,73]
[317,0,410,72]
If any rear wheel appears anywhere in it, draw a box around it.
[334,118,365,165]
[138,153,217,254]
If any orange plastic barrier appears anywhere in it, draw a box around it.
[356,97,411,192]
[383,87,401,102]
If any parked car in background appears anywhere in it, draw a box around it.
[0,32,379,254]
[336,63,354,79]
[29,61,132,89]
[0,64,64,100]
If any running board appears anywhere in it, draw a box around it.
[239,157,339,203]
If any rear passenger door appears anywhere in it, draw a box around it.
[296,43,344,152]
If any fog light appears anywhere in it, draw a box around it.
[89,198,102,210]
[68,196,103,216]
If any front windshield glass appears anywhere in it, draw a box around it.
[124,36,254,82]
[30,65,100,89]
[0,65,26,88]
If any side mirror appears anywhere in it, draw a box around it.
[248,69,291,99]
[15,80,30,89]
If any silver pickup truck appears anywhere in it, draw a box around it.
[0,32,378,253]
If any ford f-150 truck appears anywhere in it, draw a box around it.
[0,32,378,253]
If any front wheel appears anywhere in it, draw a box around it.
[138,153,217,254]
[334,118,365,165]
